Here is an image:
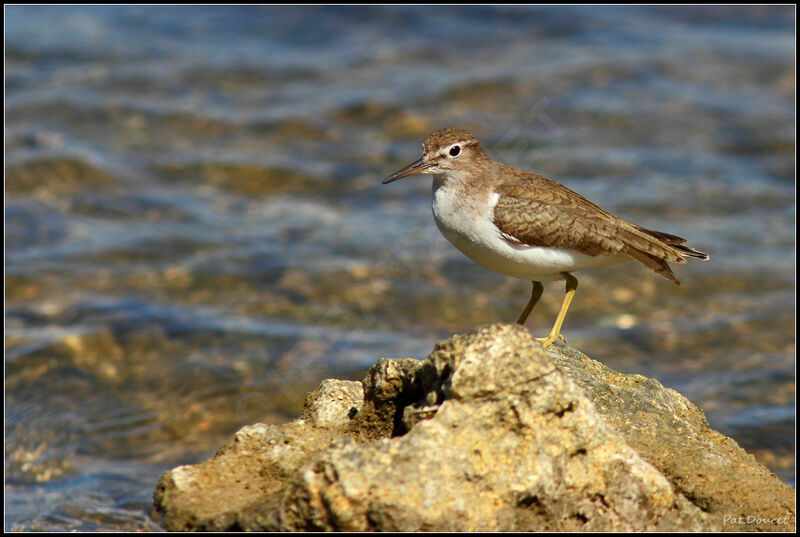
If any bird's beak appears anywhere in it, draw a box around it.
[382,158,432,184]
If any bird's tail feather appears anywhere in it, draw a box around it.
[635,225,709,261]
[623,247,682,285]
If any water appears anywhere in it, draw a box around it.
[5,5,795,531]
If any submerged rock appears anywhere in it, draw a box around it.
[153,324,795,532]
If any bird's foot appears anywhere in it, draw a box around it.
[535,332,566,349]
[535,335,557,348]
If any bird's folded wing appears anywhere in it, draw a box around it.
[492,175,685,264]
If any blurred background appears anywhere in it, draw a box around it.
[4,5,795,531]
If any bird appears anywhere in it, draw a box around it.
[382,128,709,348]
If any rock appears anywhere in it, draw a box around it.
[548,345,796,529]
[153,324,795,532]
[301,379,363,428]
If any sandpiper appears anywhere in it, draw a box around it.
[383,128,708,348]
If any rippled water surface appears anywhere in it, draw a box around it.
[5,5,795,531]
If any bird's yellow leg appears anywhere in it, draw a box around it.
[536,272,578,348]
[516,281,544,325]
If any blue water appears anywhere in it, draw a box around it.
[5,5,795,530]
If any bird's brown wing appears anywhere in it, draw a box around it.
[492,172,687,284]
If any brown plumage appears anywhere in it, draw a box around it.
[492,170,708,285]
[383,127,709,347]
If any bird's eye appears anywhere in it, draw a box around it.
[449,145,461,157]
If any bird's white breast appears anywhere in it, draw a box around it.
[431,177,628,281]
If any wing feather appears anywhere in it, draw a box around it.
[490,171,704,283]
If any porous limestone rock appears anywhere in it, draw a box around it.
[153,324,795,532]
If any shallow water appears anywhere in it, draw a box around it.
[5,5,795,531]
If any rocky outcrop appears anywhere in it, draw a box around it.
[152,324,795,532]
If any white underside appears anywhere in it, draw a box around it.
[432,179,629,282]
